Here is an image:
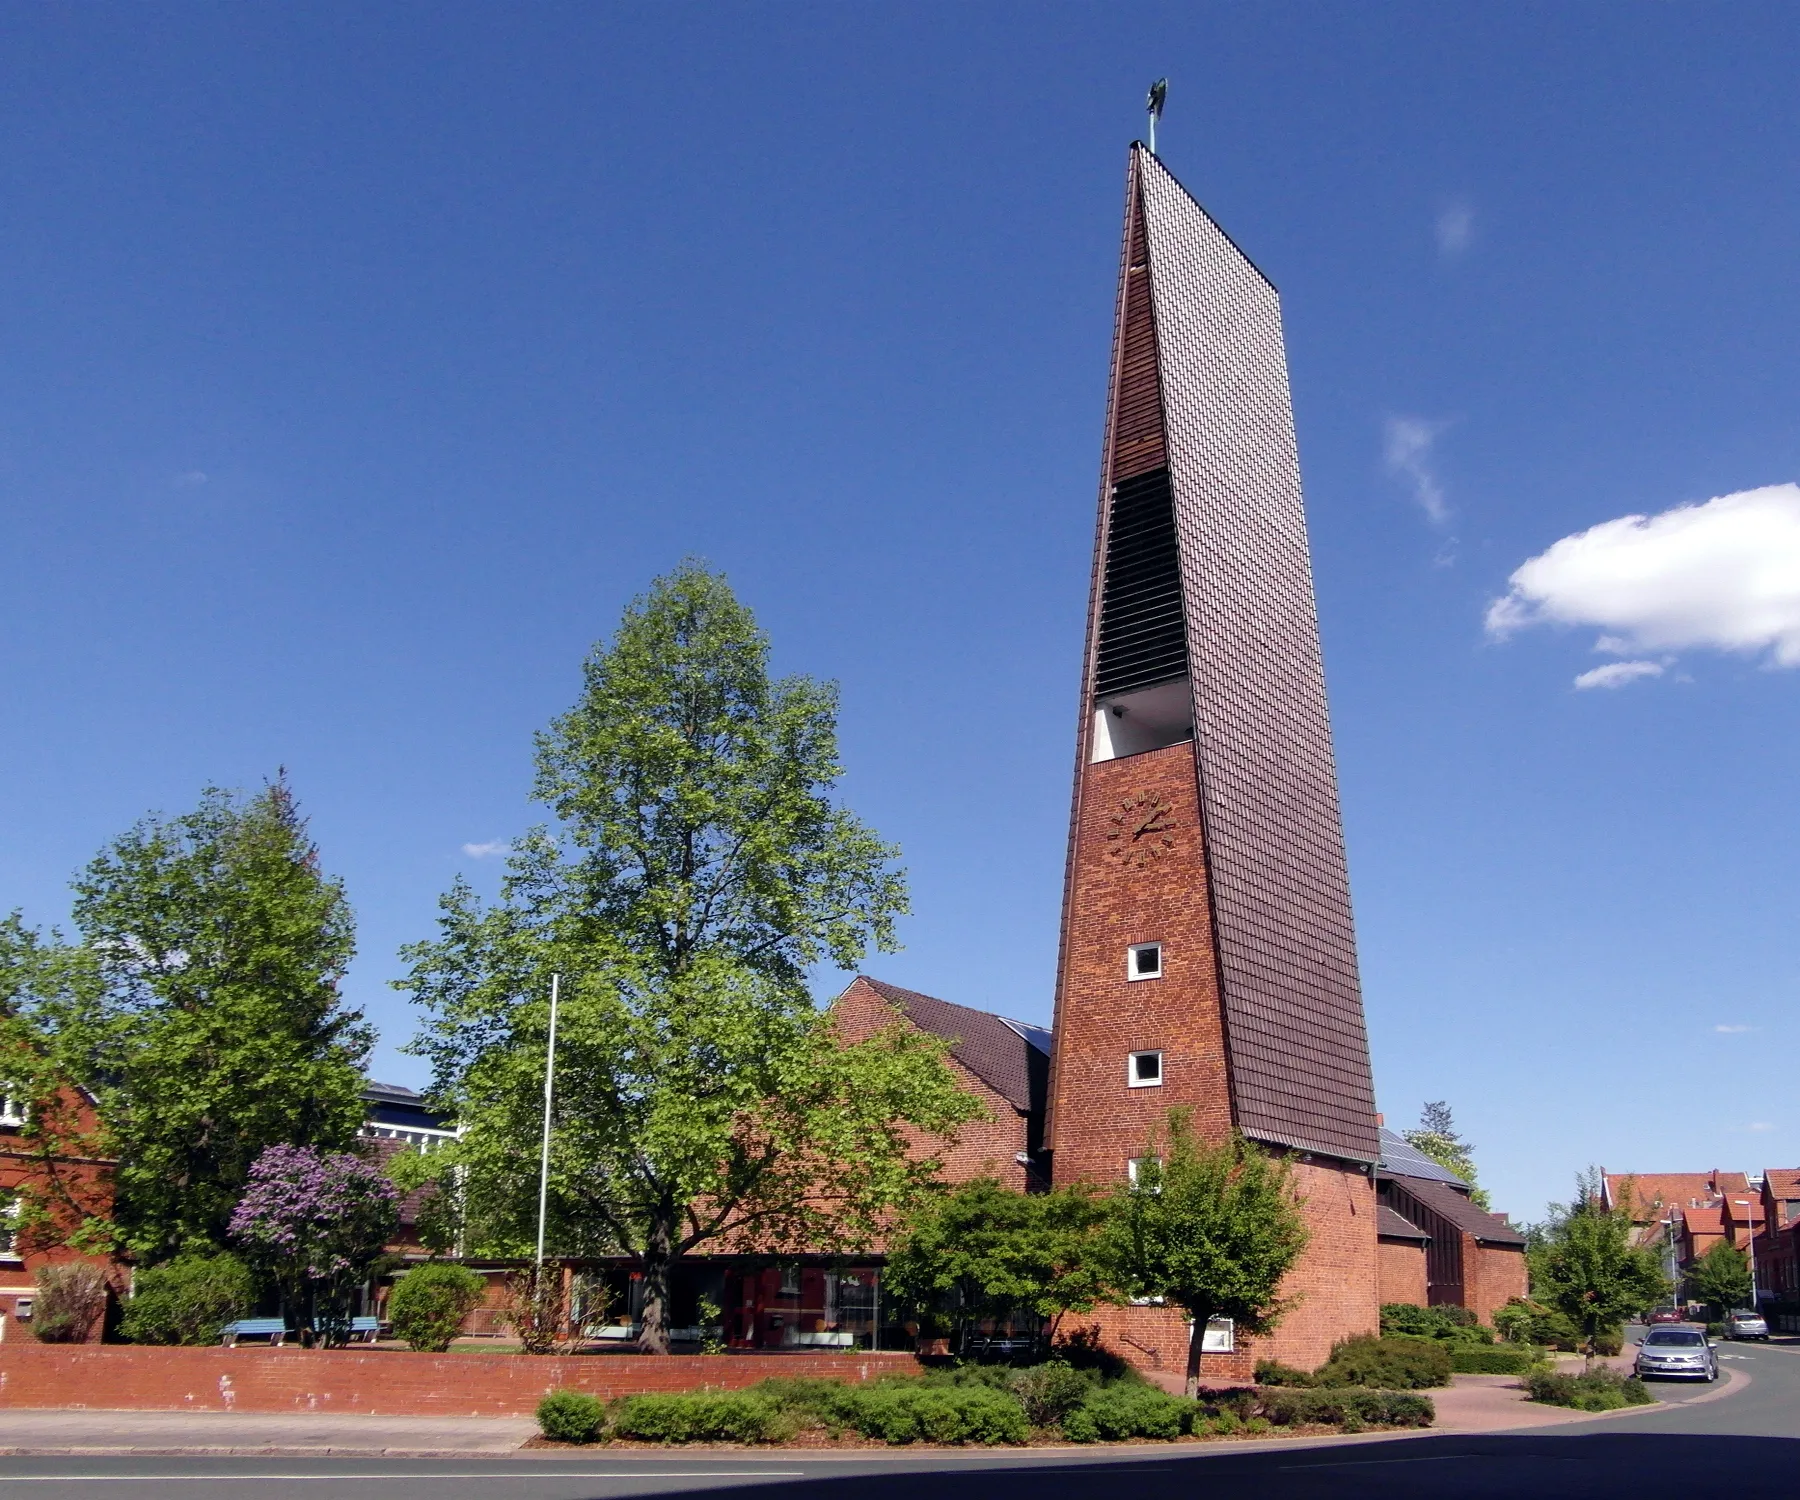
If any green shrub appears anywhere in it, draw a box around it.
[1253,1359,1316,1387]
[834,1383,1027,1445]
[537,1389,606,1443]
[1379,1303,1493,1345]
[29,1263,109,1344]
[1448,1345,1544,1375]
[1261,1387,1435,1428]
[1060,1384,1194,1442]
[1495,1298,1582,1350]
[1524,1370,1653,1412]
[1316,1334,1451,1389]
[1592,1328,1624,1357]
[387,1263,485,1352]
[120,1254,253,1346]
[609,1392,793,1445]
[1006,1361,1096,1426]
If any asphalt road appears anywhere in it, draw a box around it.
[1,1338,1793,1499]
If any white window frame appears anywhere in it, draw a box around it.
[0,1194,20,1261]
[1126,1155,1162,1186]
[1128,1050,1164,1088]
[0,1094,25,1128]
[1127,942,1163,981]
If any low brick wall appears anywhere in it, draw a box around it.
[0,1345,922,1417]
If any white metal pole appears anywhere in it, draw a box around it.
[1746,1201,1760,1307]
[535,973,560,1268]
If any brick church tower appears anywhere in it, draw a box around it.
[1045,144,1382,1374]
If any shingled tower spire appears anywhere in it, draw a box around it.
[1046,144,1381,1373]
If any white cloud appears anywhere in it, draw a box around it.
[1714,1024,1756,1034]
[1383,416,1449,524]
[461,840,510,859]
[171,470,208,487]
[1436,200,1474,256]
[1487,483,1800,667]
[1572,660,1664,691]
[1746,1122,1775,1133]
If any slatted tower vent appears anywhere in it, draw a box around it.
[1092,467,1188,699]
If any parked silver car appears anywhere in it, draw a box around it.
[1634,1326,1718,1381]
[1724,1309,1769,1341]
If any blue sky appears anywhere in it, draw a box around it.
[2,5,1797,1222]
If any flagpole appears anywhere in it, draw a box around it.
[535,973,560,1268]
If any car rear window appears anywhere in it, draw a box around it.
[1646,1330,1704,1346]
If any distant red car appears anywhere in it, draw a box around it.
[1647,1308,1686,1325]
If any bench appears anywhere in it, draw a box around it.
[222,1318,289,1347]
[348,1316,381,1342]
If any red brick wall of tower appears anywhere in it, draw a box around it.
[1044,735,1379,1376]
[1045,740,1230,1189]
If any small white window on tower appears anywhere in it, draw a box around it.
[1129,1050,1163,1088]
[0,1093,25,1128]
[1128,942,1162,980]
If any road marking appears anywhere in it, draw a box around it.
[0,1475,808,1484]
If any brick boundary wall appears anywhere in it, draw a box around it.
[0,1346,922,1417]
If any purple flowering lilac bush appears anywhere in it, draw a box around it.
[229,1144,398,1346]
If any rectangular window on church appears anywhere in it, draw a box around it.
[1129,1050,1163,1088]
[1128,942,1162,980]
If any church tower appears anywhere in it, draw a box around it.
[1045,144,1381,1373]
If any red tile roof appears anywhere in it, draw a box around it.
[1763,1169,1800,1200]
[1681,1206,1724,1236]
[1604,1171,1746,1215]
[1722,1196,1766,1224]
[1377,1205,1430,1243]
[857,978,1047,1116]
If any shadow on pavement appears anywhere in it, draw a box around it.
[675,1432,1800,1500]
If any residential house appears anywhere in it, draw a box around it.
[1375,1129,1527,1324]
[0,1082,117,1341]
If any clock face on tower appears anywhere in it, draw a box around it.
[1107,793,1176,869]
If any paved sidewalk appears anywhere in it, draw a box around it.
[0,1409,537,1455]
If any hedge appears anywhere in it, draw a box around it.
[1524,1370,1654,1412]
[1261,1387,1436,1429]
[1060,1384,1193,1442]
[1316,1334,1451,1389]
[609,1392,796,1445]
[1448,1345,1544,1375]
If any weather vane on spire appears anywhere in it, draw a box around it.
[1146,77,1168,155]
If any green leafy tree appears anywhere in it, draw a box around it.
[1529,1169,1669,1364]
[1403,1101,1491,1211]
[118,1252,255,1346]
[1100,1112,1309,1396]
[47,780,370,1260]
[1686,1241,1752,1318]
[884,1178,1110,1348]
[398,563,981,1351]
[387,1262,487,1352]
[0,916,116,1256]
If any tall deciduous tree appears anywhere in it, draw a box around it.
[399,563,980,1351]
[884,1178,1110,1348]
[1102,1113,1309,1397]
[54,780,369,1260]
[1529,1169,1670,1363]
[1686,1240,1752,1317]
[1403,1100,1491,1211]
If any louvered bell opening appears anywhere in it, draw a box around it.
[1091,468,1193,762]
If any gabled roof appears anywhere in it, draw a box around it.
[1384,1174,1528,1247]
[1681,1206,1724,1236]
[857,978,1046,1116]
[1763,1169,1800,1200]
[1377,1205,1430,1243]
[1722,1195,1766,1225]
[1603,1171,1747,1216]
[1376,1128,1470,1189]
